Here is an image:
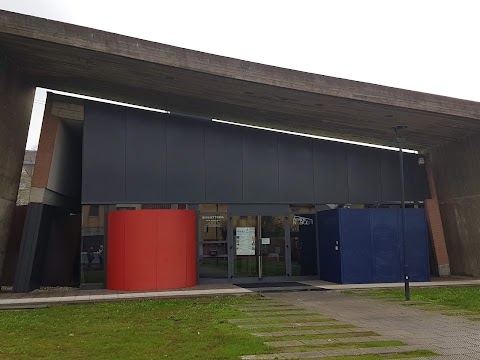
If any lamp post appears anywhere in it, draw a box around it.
[393,125,410,301]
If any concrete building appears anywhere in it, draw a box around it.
[0,10,479,292]
[16,150,36,206]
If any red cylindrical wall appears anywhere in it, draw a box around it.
[106,209,197,291]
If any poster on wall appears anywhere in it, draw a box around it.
[236,227,255,255]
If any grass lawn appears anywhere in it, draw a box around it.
[0,295,272,360]
[347,286,480,314]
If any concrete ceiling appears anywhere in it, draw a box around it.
[1,10,480,150]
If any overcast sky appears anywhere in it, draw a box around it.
[1,0,479,149]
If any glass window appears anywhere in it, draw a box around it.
[290,214,318,276]
[88,204,99,217]
[198,213,228,278]
[81,204,107,287]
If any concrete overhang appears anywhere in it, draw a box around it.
[1,10,480,150]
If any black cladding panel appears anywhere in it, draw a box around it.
[166,116,206,203]
[81,100,430,205]
[125,109,167,202]
[242,128,279,203]
[82,102,126,203]
[314,141,349,203]
[381,151,402,202]
[278,134,314,203]
[413,159,430,200]
[205,123,243,202]
[347,148,382,203]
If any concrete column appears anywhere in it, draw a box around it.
[427,136,480,277]
[0,55,35,281]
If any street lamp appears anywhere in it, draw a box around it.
[393,125,410,301]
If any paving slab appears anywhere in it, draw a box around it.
[266,291,480,357]
[241,344,427,359]
[264,335,392,347]
[245,311,319,317]
[228,316,332,324]
[252,328,365,337]
[239,321,340,329]
[238,307,302,312]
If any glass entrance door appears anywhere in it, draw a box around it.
[232,215,286,279]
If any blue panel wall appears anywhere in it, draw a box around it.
[403,209,430,282]
[370,209,401,283]
[318,208,430,284]
[340,210,373,283]
[317,210,342,284]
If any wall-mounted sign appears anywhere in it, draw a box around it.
[236,227,255,255]
[202,215,225,228]
[261,238,271,245]
[293,215,314,226]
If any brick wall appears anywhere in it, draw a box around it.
[424,159,450,276]
[31,99,58,189]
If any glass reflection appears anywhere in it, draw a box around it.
[290,214,318,276]
[81,205,106,286]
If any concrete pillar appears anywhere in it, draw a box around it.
[0,55,35,281]
[427,136,480,277]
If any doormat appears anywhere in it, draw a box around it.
[236,282,308,288]
[235,281,329,290]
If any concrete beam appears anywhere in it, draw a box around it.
[0,54,35,281]
[1,10,480,149]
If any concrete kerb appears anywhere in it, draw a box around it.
[0,287,256,308]
[0,278,479,308]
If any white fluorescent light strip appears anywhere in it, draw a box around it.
[45,88,170,114]
[43,88,417,154]
[213,118,418,154]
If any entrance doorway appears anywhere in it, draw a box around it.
[231,216,287,279]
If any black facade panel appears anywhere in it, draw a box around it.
[166,116,206,203]
[13,203,53,292]
[81,99,430,205]
[228,204,290,216]
[82,102,126,203]
[381,151,401,202]
[205,123,242,202]
[347,148,382,203]
[413,159,431,200]
[278,134,314,203]
[242,128,279,203]
[313,141,349,203]
[125,109,167,202]
[402,155,416,201]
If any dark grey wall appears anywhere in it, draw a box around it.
[82,102,429,204]
[47,119,82,203]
